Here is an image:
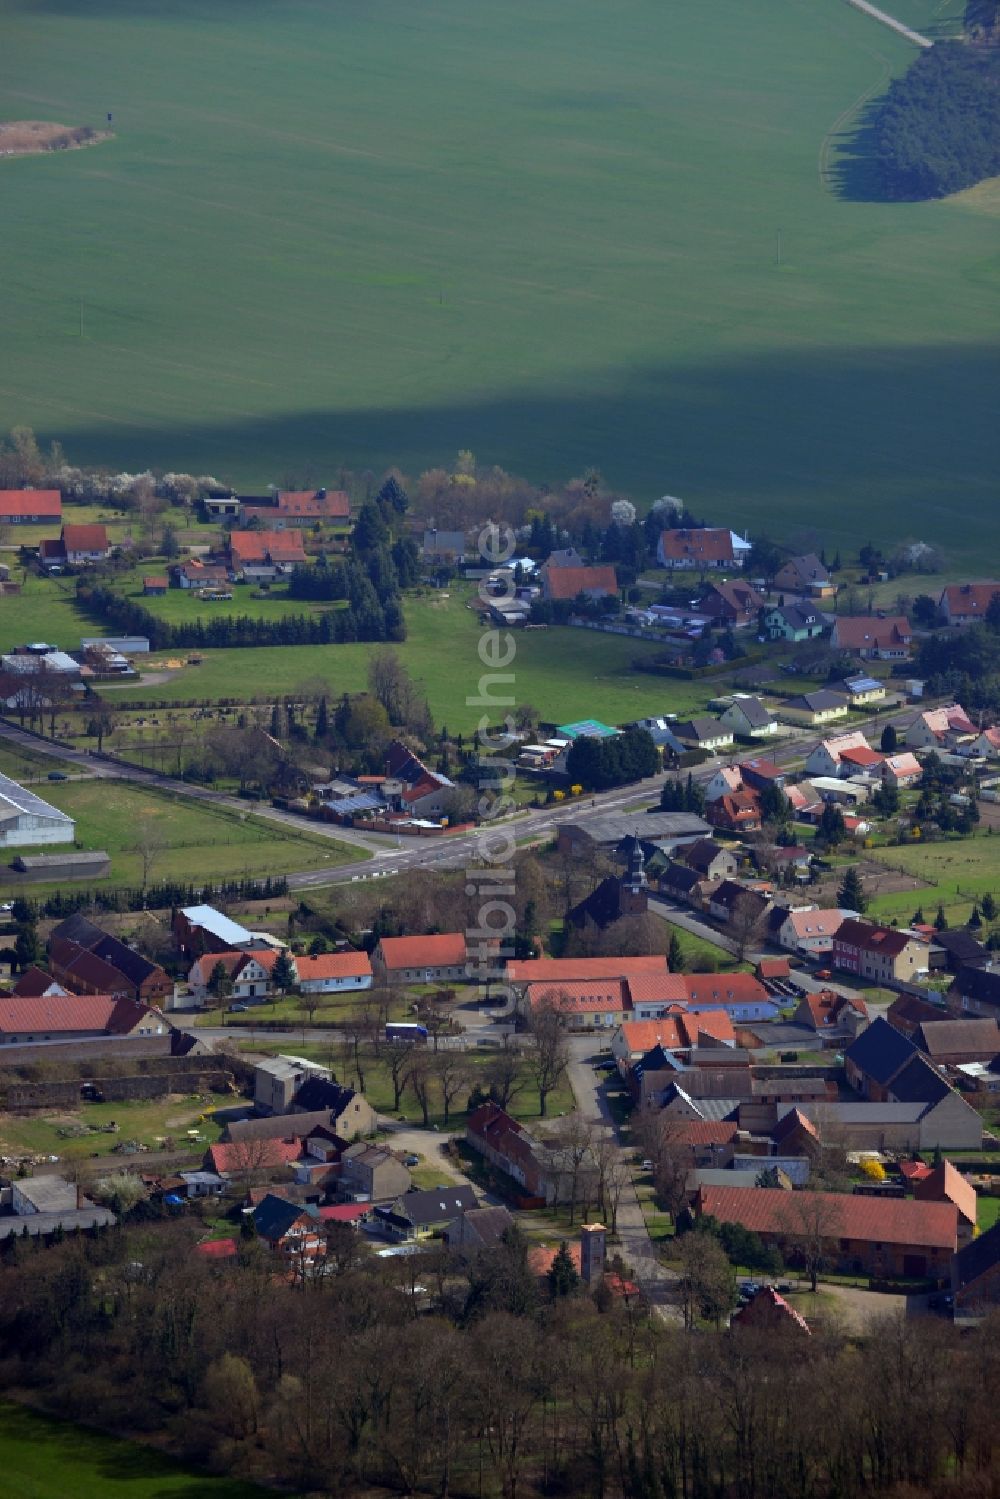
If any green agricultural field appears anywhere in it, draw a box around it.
[0,780,359,891]
[122,577,343,626]
[0,0,995,560]
[0,1401,277,1499]
[868,833,1000,927]
[0,572,104,653]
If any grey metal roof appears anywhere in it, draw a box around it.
[180,904,255,947]
[0,1207,116,1239]
[564,811,710,846]
[0,772,74,827]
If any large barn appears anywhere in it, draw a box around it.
[0,773,76,848]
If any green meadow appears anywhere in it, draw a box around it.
[0,1402,278,1499]
[0,0,996,559]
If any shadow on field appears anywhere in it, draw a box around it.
[48,341,1000,555]
[826,102,887,203]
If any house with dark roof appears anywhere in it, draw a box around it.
[914,1018,1000,1066]
[952,1221,1000,1313]
[443,1204,515,1252]
[933,929,990,974]
[679,837,738,881]
[339,1143,411,1202]
[948,963,1000,1018]
[843,1018,982,1148]
[833,919,929,985]
[773,554,832,597]
[251,1193,325,1266]
[290,1078,377,1137]
[719,696,778,739]
[376,1184,479,1240]
[731,1284,812,1334]
[844,1017,922,1100]
[697,579,765,627]
[885,991,951,1039]
[672,717,735,753]
[764,604,826,644]
[779,690,849,726]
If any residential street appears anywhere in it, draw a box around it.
[566,1037,681,1317]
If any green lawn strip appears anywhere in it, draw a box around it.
[0,1400,277,1499]
[0,779,359,890]
[0,741,82,782]
[978,1194,1000,1232]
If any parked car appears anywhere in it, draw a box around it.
[228,1002,248,1012]
[47,770,68,781]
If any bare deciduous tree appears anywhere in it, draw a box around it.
[524,998,569,1118]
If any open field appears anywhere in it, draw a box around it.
[0,0,995,559]
[0,780,357,890]
[868,833,1000,927]
[0,1401,276,1499]
[0,1095,223,1164]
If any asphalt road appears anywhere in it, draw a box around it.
[0,695,926,896]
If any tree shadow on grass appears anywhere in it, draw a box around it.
[826,101,888,204]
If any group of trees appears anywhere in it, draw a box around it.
[874,40,1000,198]
[2,1213,1000,1499]
[565,727,658,791]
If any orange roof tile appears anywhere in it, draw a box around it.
[376,933,467,969]
[698,1184,959,1251]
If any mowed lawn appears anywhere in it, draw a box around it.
[0,780,358,888]
[119,586,709,730]
[0,1402,277,1499]
[868,834,1000,927]
[0,0,996,561]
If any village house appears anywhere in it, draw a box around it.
[779,690,849,727]
[703,766,743,803]
[764,603,826,643]
[677,836,739,881]
[804,731,875,780]
[778,907,848,958]
[718,696,778,739]
[681,971,779,1024]
[672,717,735,754]
[49,912,171,1003]
[831,615,912,661]
[187,947,280,1000]
[843,1018,985,1149]
[422,528,468,563]
[142,575,168,596]
[0,993,167,1045]
[970,726,1000,759]
[57,522,112,566]
[506,954,668,996]
[251,1194,326,1268]
[938,582,1000,627]
[240,488,350,528]
[610,1010,736,1067]
[443,1204,516,1252]
[932,929,990,974]
[521,978,632,1029]
[0,488,62,525]
[375,1184,479,1241]
[339,1143,412,1202]
[792,989,868,1033]
[833,920,929,985]
[905,703,976,751]
[253,1055,331,1114]
[173,559,231,590]
[695,1183,958,1279]
[539,560,618,601]
[656,527,746,569]
[293,950,372,993]
[697,579,765,627]
[706,790,762,834]
[226,529,307,579]
[948,963,1000,1018]
[383,738,455,820]
[772,554,834,597]
[830,674,886,709]
[371,932,468,985]
[880,752,922,788]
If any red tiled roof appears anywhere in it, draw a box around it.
[276,489,350,519]
[913,1160,978,1225]
[669,1121,739,1146]
[228,530,306,565]
[317,1203,370,1222]
[294,951,372,981]
[620,1010,737,1053]
[698,1184,959,1251]
[625,974,690,1007]
[756,958,791,979]
[526,979,627,1016]
[659,528,734,564]
[682,974,770,1006]
[193,948,281,978]
[11,966,65,997]
[899,1160,933,1184]
[839,746,884,768]
[0,488,61,517]
[0,992,152,1035]
[543,564,618,600]
[835,919,915,958]
[207,1139,302,1173]
[143,575,168,588]
[833,616,911,650]
[376,933,467,969]
[941,583,1000,619]
[507,956,668,984]
[62,522,108,552]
